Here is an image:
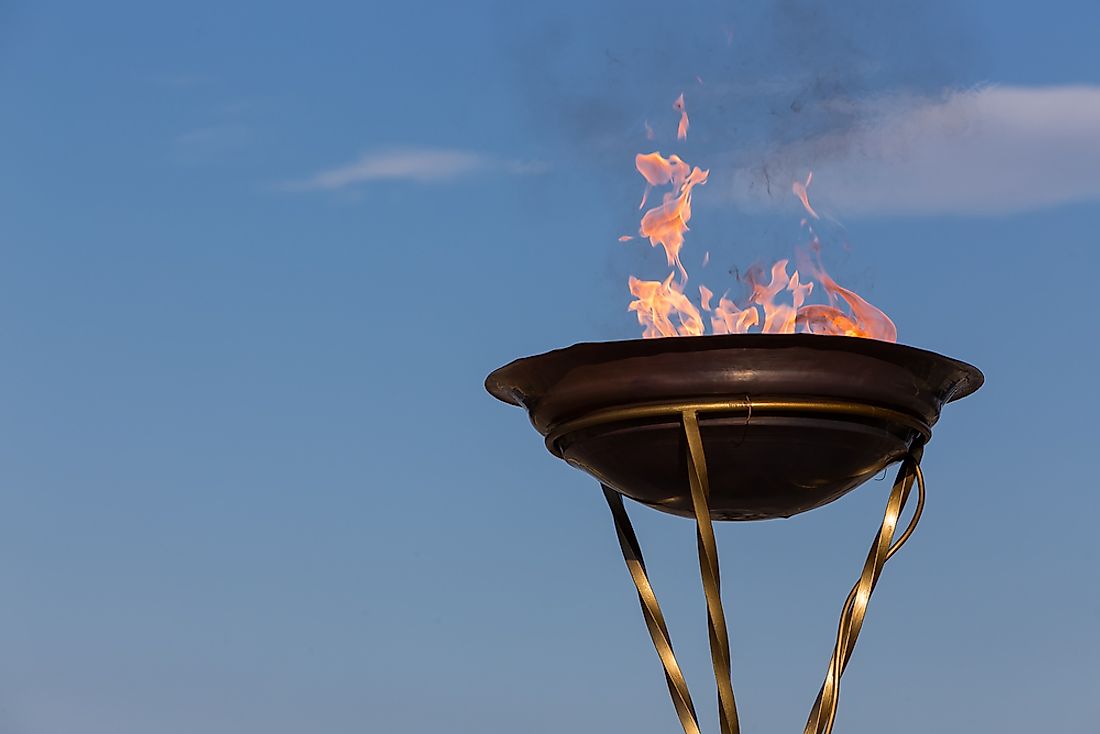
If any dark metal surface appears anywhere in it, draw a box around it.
[485,334,982,520]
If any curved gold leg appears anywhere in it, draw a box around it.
[602,486,702,734]
[600,410,742,734]
[601,415,925,734]
[683,410,741,734]
[803,452,927,734]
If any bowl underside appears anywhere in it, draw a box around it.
[560,412,910,520]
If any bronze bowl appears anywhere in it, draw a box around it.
[486,334,982,521]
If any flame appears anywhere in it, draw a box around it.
[636,151,691,210]
[744,260,812,334]
[711,294,759,335]
[636,152,691,188]
[621,107,896,343]
[796,254,897,341]
[628,273,704,338]
[634,152,708,280]
[700,280,758,335]
[699,284,714,312]
[674,93,689,140]
[792,172,820,220]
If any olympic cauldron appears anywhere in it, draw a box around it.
[486,333,982,734]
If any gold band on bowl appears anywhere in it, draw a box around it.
[544,396,932,456]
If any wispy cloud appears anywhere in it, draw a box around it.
[283,147,546,191]
[169,94,259,166]
[171,123,254,165]
[729,85,1100,216]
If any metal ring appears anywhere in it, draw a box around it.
[545,397,932,456]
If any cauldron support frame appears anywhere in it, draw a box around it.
[598,406,927,734]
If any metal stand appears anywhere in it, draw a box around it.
[601,411,926,734]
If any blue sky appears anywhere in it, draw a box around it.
[0,1,1097,732]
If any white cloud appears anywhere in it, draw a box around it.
[283,147,545,191]
[728,85,1100,216]
[171,123,254,165]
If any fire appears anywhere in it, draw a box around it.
[628,273,704,338]
[674,93,689,140]
[626,150,708,337]
[797,248,897,341]
[792,172,820,220]
[752,260,813,334]
[622,99,895,342]
[634,152,708,281]
[699,284,714,311]
[708,293,759,335]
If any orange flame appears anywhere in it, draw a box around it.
[674,93,689,140]
[748,260,812,334]
[622,109,895,342]
[636,151,691,210]
[699,284,714,312]
[711,294,759,335]
[634,152,708,280]
[628,273,704,338]
[796,250,897,341]
[792,172,820,220]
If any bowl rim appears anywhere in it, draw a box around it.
[486,333,984,408]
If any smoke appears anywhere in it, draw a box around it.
[494,0,983,333]
[499,0,978,170]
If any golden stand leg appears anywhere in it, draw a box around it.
[603,486,702,734]
[601,410,926,734]
[803,451,926,734]
[683,410,741,734]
